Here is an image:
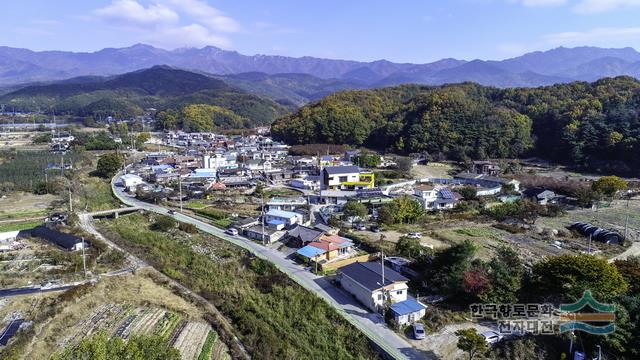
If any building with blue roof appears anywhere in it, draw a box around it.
[296,245,327,259]
[265,209,304,228]
[389,298,427,325]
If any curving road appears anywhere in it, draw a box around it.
[110,173,428,360]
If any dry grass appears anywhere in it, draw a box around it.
[0,193,59,216]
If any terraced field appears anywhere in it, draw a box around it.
[60,304,226,360]
[0,272,231,360]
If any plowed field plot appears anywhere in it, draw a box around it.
[0,271,230,360]
[172,321,212,360]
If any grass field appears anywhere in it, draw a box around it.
[431,225,509,259]
[537,199,640,241]
[263,187,302,197]
[0,220,43,232]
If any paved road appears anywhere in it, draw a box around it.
[111,174,427,360]
[0,285,75,298]
[0,319,24,346]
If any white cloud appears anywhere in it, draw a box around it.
[543,26,640,45]
[93,0,178,25]
[572,0,640,13]
[144,23,231,48]
[163,0,239,32]
[91,0,238,49]
[519,0,568,7]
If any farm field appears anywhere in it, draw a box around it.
[0,193,59,219]
[411,163,456,179]
[537,198,640,242]
[96,212,382,360]
[0,270,230,360]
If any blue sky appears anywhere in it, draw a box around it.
[4,0,640,62]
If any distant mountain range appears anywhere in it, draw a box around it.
[2,44,640,91]
[0,66,288,127]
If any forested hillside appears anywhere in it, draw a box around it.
[272,77,640,175]
[0,66,289,128]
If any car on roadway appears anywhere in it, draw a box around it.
[406,232,422,239]
[370,225,381,233]
[353,223,367,231]
[481,331,503,345]
[412,323,426,340]
[167,209,176,215]
[226,228,239,236]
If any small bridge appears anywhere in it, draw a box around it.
[88,206,141,219]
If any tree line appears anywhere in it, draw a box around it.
[272,77,640,176]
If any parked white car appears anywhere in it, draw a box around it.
[226,228,239,236]
[482,331,503,345]
[406,232,422,239]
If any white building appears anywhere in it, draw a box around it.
[413,184,459,210]
[203,153,237,171]
[291,177,320,191]
[266,197,307,211]
[338,261,410,313]
[264,209,304,228]
[389,298,427,325]
[120,174,144,192]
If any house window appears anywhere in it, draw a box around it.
[377,293,382,300]
[396,290,403,296]
[339,176,348,182]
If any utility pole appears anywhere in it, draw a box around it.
[261,193,266,246]
[179,175,183,213]
[380,234,385,317]
[81,237,87,278]
[624,197,630,241]
[68,187,73,213]
[588,234,592,254]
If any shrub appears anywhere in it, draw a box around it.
[151,215,176,231]
[178,222,198,233]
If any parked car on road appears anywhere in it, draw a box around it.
[353,223,367,231]
[167,209,176,215]
[482,331,503,345]
[406,232,422,239]
[413,323,426,340]
[226,228,239,236]
[370,225,381,233]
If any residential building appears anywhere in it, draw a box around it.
[266,197,307,211]
[322,166,375,191]
[244,225,286,244]
[264,209,304,228]
[296,234,354,263]
[286,225,323,247]
[413,185,460,210]
[338,261,410,313]
[291,176,320,191]
[389,298,427,325]
[120,174,144,192]
[471,161,501,176]
[203,153,237,171]
[245,159,272,171]
[523,188,558,205]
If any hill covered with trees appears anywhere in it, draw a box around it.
[0,66,289,129]
[272,77,640,175]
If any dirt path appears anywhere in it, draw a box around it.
[408,322,496,359]
[609,241,640,262]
